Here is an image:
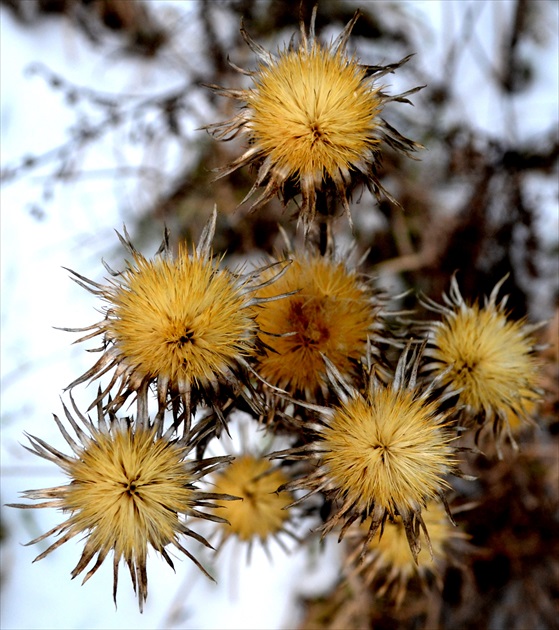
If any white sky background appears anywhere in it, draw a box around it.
[1,1,557,629]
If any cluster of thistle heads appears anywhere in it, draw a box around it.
[10,8,544,613]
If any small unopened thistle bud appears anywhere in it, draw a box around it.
[8,395,237,612]
[253,248,387,402]
[275,345,458,561]
[421,275,543,453]
[63,209,283,428]
[205,7,422,233]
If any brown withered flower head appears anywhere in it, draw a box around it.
[252,244,389,403]
[64,209,285,429]
[274,344,458,562]
[8,395,238,612]
[205,7,422,233]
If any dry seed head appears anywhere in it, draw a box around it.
[277,346,458,561]
[322,386,454,519]
[206,9,421,232]
[107,248,253,386]
[8,397,234,611]
[249,46,382,183]
[65,210,271,425]
[348,501,467,607]
[422,275,542,447]
[211,454,294,544]
[253,253,381,398]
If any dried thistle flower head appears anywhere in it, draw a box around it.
[65,209,278,427]
[211,454,296,555]
[276,345,458,561]
[206,7,421,232]
[347,500,468,607]
[8,396,236,611]
[253,250,384,400]
[422,275,543,452]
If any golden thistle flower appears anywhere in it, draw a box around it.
[65,209,282,427]
[211,454,296,556]
[253,249,385,400]
[206,7,421,232]
[275,345,458,560]
[8,396,237,611]
[347,501,468,607]
[421,275,542,451]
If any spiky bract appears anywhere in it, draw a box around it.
[422,276,542,449]
[8,397,235,611]
[206,8,421,232]
[65,210,270,426]
[253,252,381,399]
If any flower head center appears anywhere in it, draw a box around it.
[124,479,140,496]
[171,327,196,347]
[288,297,331,348]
